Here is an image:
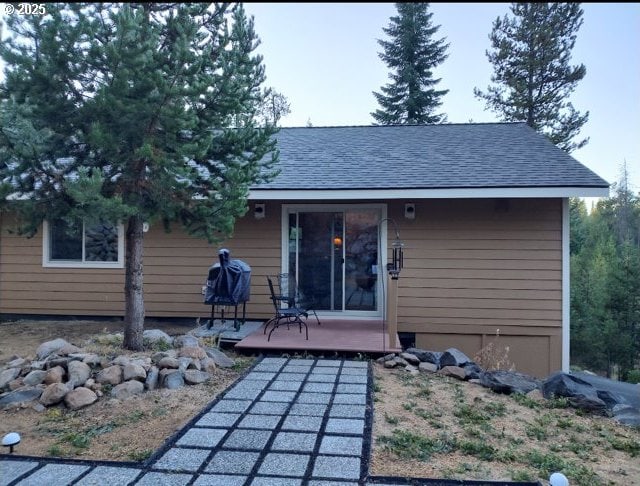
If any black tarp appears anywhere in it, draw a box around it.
[204,249,251,305]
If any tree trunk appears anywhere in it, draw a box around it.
[123,215,145,350]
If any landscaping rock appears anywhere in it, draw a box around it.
[542,372,607,412]
[418,362,438,373]
[384,360,397,369]
[400,352,420,365]
[179,346,207,360]
[406,348,442,366]
[463,362,483,380]
[29,360,46,371]
[112,356,131,367]
[0,368,21,389]
[145,366,159,391]
[8,379,24,391]
[160,369,184,389]
[7,358,27,369]
[204,347,235,368]
[184,370,210,385]
[111,380,144,400]
[612,405,640,427]
[44,366,66,385]
[82,354,103,367]
[40,383,70,406]
[158,357,180,369]
[64,387,97,410]
[174,335,200,348]
[394,357,409,367]
[36,338,71,360]
[123,363,147,382]
[143,329,173,347]
[68,361,92,388]
[96,365,123,385]
[58,343,82,356]
[178,357,193,372]
[46,356,71,368]
[438,366,467,380]
[23,370,47,387]
[0,387,43,409]
[151,351,176,364]
[526,389,545,402]
[200,357,217,374]
[376,353,396,364]
[480,370,540,394]
[440,348,471,368]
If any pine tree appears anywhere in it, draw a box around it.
[372,3,449,125]
[0,4,278,350]
[474,3,588,152]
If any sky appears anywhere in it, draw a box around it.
[0,3,638,195]
[243,2,640,195]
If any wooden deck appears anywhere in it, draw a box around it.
[234,318,402,354]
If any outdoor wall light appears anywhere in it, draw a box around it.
[404,203,415,219]
[333,236,343,246]
[254,203,265,219]
[2,432,20,453]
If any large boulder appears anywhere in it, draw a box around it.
[418,362,438,374]
[440,348,471,368]
[158,357,180,369]
[145,366,159,391]
[405,348,442,366]
[203,347,235,368]
[23,370,48,387]
[58,343,82,356]
[36,338,71,360]
[64,387,97,410]
[480,370,540,394]
[0,368,21,389]
[160,369,184,389]
[174,335,200,348]
[438,366,466,380]
[40,383,70,406]
[143,329,173,347]
[463,362,483,380]
[613,404,640,427]
[68,361,92,388]
[184,370,211,385]
[200,358,217,375]
[44,366,66,385]
[96,365,123,385]
[542,372,607,412]
[123,363,147,382]
[111,380,144,400]
[179,346,207,360]
[0,387,43,409]
[399,352,421,366]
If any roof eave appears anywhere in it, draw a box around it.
[248,186,610,201]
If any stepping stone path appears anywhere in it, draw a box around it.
[0,358,378,485]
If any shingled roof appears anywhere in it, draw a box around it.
[250,123,608,198]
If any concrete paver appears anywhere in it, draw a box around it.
[74,466,142,485]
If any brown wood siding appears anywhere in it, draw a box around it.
[389,198,562,377]
[0,204,283,319]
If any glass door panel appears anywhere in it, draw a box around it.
[344,210,378,311]
[287,207,379,314]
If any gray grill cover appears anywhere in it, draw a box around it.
[204,249,251,305]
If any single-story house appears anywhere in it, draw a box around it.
[0,123,608,377]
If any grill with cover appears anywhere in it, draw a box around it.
[204,249,251,330]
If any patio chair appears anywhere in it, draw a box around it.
[277,273,321,326]
[264,276,309,341]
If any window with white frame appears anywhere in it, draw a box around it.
[43,218,124,268]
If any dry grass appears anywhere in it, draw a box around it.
[371,363,640,485]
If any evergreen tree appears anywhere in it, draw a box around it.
[474,3,588,152]
[0,4,278,350]
[372,3,449,125]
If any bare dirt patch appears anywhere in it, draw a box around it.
[371,364,640,485]
[0,319,254,462]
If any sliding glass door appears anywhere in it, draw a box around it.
[285,206,383,316]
